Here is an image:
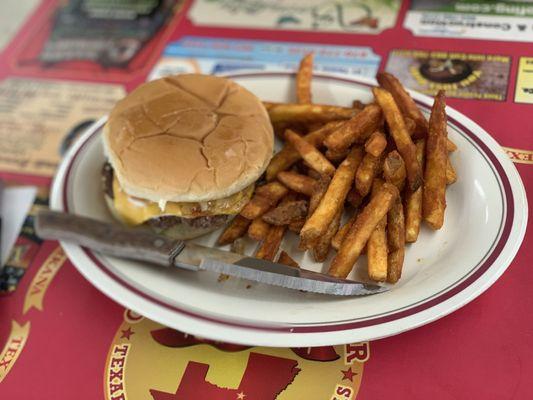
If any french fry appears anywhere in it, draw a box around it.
[367,180,388,282]
[313,211,342,262]
[364,131,387,157]
[240,182,288,219]
[248,217,271,241]
[285,129,336,176]
[288,217,305,233]
[324,104,382,151]
[328,182,399,278]
[262,200,308,225]
[355,152,382,197]
[446,158,457,185]
[387,197,405,283]
[277,250,300,268]
[331,211,358,250]
[217,215,251,245]
[296,53,313,104]
[308,175,331,215]
[265,121,344,181]
[277,171,316,196]
[404,139,425,243]
[300,147,364,248]
[345,187,363,208]
[264,102,358,124]
[256,225,286,261]
[373,87,422,191]
[447,138,458,152]
[383,150,407,191]
[376,72,428,138]
[404,116,416,136]
[423,90,447,230]
[325,147,350,163]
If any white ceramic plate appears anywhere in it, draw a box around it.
[51,73,528,347]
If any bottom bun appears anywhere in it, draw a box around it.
[105,194,232,240]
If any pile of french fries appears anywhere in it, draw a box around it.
[217,54,457,283]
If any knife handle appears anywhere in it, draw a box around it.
[35,210,185,267]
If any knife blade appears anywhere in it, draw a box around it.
[35,210,387,296]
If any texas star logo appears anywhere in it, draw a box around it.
[103,310,370,399]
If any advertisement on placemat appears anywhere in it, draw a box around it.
[405,0,533,42]
[188,0,401,34]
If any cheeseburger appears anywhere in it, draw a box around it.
[102,74,274,239]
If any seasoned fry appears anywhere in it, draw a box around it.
[355,152,382,197]
[367,179,387,282]
[447,138,457,152]
[277,171,316,196]
[296,53,313,104]
[264,102,358,124]
[331,212,358,250]
[256,225,286,261]
[324,104,382,151]
[364,131,387,157]
[217,215,251,245]
[301,147,364,248]
[423,90,447,230]
[404,117,416,136]
[345,188,363,208]
[262,200,308,226]
[446,158,457,185]
[373,87,422,191]
[288,217,305,233]
[313,211,342,262]
[277,251,300,268]
[376,72,428,138]
[405,139,425,243]
[240,182,288,219]
[383,150,407,191]
[387,192,406,283]
[325,147,350,163]
[285,129,336,176]
[265,121,344,181]
[328,182,399,278]
[308,174,331,215]
[248,217,271,241]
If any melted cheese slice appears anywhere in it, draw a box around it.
[112,177,253,226]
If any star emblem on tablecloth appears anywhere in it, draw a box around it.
[341,367,357,382]
[120,327,135,340]
[236,391,246,399]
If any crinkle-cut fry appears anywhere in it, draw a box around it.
[308,174,331,215]
[248,217,271,241]
[446,158,457,185]
[265,121,344,181]
[285,129,336,176]
[296,53,313,104]
[277,171,316,196]
[255,225,286,261]
[313,210,342,262]
[288,217,305,233]
[331,211,358,251]
[262,200,308,226]
[447,138,458,152]
[367,179,387,282]
[364,131,387,157]
[216,215,251,245]
[264,102,359,124]
[300,147,364,248]
[355,152,382,197]
[325,147,350,163]
[328,182,399,278]
[240,182,288,219]
[345,187,363,208]
[373,87,422,192]
[324,104,382,151]
[277,250,300,268]
[383,150,407,191]
[376,72,428,138]
[405,139,425,243]
[423,90,447,230]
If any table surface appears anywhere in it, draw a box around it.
[0,1,531,399]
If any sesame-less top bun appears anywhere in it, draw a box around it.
[103,74,274,203]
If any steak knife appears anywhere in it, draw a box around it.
[35,210,387,296]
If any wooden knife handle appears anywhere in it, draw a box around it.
[35,210,185,267]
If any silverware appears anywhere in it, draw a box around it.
[35,210,387,296]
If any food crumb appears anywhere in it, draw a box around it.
[246,284,252,289]
[217,274,230,282]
